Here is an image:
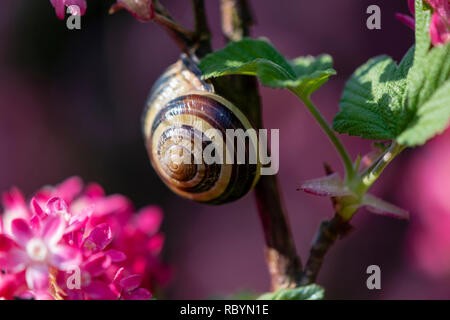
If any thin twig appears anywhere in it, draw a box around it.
[218,0,303,290]
[191,0,212,57]
[300,215,352,285]
[296,95,354,179]
[153,14,195,53]
[151,0,212,56]
[152,0,195,54]
[300,164,353,285]
[255,175,303,289]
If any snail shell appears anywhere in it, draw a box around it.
[142,55,260,204]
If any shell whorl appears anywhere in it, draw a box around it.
[143,55,260,204]
[142,55,213,139]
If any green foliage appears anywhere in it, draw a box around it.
[333,1,450,146]
[412,0,432,62]
[199,1,450,148]
[398,49,450,145]
[198,38,336,97]
[288,55,336,97]
[333,49,414,140]
[257,284,324,300]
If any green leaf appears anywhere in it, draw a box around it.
[198,38,336,97]
[398,79,450,145]
[399,42,450,146]
[289,55,336,97]
[394,0,450,146]
[333,49,414,140]
[257,284,324,300]
[333,1,450,146]
[413,0,432,62]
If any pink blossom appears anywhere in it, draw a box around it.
[0,272,26,300]
[50,0,87,20]
[59,250,117,300]
[1,188,30,236]
[0,177,169,299]
[427,0,450,45]
[0,206,81,293]
[112,268,152,300]
[111,206,173,288]
[430,9,450,44]
[44,178,172,289]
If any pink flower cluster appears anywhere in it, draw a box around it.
[397,0,450,46]
[0,177,171,300]
[403,129,450,278]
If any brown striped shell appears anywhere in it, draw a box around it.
[142,55,260,204]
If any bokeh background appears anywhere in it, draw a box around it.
[1,0,449,299]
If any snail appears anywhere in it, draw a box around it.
[142,54,260,204]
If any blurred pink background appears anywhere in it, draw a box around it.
[1,0,449,299]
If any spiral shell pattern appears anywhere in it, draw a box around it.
[143,56,260,204]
